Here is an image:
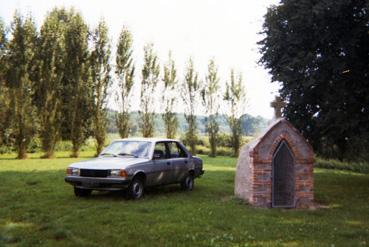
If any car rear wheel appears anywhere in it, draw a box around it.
[74,187,92,197]
[128,178,144,199]
[181,174,194,191]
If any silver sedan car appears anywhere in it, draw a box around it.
[65,138,204,199]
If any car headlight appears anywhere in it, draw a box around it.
[110,169,128,177]
[66,167,79,176]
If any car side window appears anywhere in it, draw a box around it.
[175,142,188,158]
[167,142,180,158]
[153,142,168,159]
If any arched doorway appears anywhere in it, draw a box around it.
[272,140,295,207]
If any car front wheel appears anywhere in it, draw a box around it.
[181,174,194,191]
[74,187,92,197]
[128,178,144,199]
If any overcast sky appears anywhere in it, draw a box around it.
[0,0,280,119]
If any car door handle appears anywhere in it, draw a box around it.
[166,162,171,165]
[184,161,188,164]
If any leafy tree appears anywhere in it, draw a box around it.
[162,52,178,139]
[139,44,160,137]
[202,59,220,157]
[224,70,246,156]
[0,19,5,68]
[37,8,68,158]
[182,58,201,154]
[62,11,91,158]
[115,27,135,138]
[259,0,369,160]
[0,19,10,147]
[90,20,111,155]
[5,13,38,159]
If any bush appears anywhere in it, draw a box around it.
[0,145,13,154]
[181,134,253,157]
[241,136,253,146]
[54,141,74,152]
[27,138,41,153]
[217,133,233,148]
[80,138,98,152]
[216,146,233,156]
[214,133,252,149]
[180,135,209,147]
[194,145,234,157]
[55,139,96,152]
[315,156,369,174]
[195,145,210,155]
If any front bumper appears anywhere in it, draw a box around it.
[65,176,131,191]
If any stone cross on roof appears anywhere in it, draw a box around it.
[270,96,285,119]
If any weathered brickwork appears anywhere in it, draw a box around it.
[234,118,314,208]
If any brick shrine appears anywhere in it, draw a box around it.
[234,118,314,208]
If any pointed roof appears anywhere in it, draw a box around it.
[245,118,313,163]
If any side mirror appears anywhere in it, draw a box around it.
[153,153,162,159]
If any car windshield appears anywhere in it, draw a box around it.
[100,141,151,158]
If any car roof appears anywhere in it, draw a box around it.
[111,137,179,143]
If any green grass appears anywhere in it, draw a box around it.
[0,153,369,246]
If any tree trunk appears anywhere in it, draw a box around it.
[95,137,104,156]
[233,143,240,157]
[209,138,216,157]
[17,142,27,159]
[41,137,56,159]
[232,133,240,157]
[190,142,196,155]
[41,149,55,159]
[70,145,79,158]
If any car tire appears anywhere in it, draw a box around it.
[74,187,92,197]
[181,174,194,191]
[128,178,144,199]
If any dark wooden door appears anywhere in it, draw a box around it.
[272,141,295,207]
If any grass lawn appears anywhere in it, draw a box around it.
[0,153,368,247]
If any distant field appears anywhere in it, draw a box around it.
[0,153,368,246]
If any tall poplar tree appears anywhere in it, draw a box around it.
[224,70,246,157]
[162,52,178,139]
[62,11,91,158]
[115,27,135,138]
[202,59,220,157]
[5,13,38,159]
[37,8,68,158]
[90,20,111,155]
[139,44,159,137]
[0,19,10,147]
[0,19,5,73]
[182,58,201,154]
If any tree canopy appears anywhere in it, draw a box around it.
[5,13,38,159]
[202,59,220,157]
[37,8,68,158]
[139,43,160,137]
[90,19,111,155]
[0,8,258,159]
[259,0,369,160]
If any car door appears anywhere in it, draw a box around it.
[167,141,189,182]
[150,142,172,185]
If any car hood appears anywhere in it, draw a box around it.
[68,157,150,170]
